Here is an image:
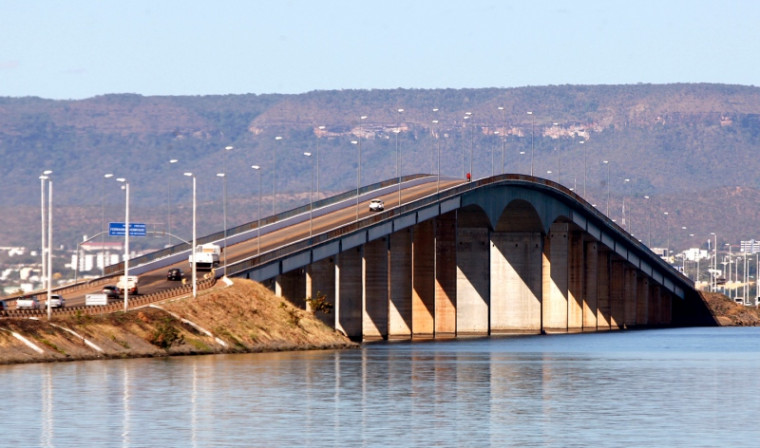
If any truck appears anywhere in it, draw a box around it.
[16,296,40,310]
[116,275,138,295]
[189,243,221,271]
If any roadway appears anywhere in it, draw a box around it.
[63,177,466,307]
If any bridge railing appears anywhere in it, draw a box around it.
[103,174,430,276]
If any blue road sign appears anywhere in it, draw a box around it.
[109,222,147,237]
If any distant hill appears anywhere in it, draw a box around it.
[2,84,760,252]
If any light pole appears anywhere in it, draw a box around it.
[622,178,630,231]
[304,151,314,236]
[603,160,610,216]
[498,106,506,173]
[184,173,197,298]
[216,172,228,277]
[580,140,587,197]
[39,170,52,291]
[527,111,534,176]
[102,173,113,276]
[552,123,559,183]
[166,159,178,246]
[644,195,652,247]
[273,136,282,217]
[116,178,130,311]
[316,125,325,198]
[663,211,670,259]
[220,146,233,277]
[251,165,262,254]
[352,139,360,220]
[710,232,717,292]
[45,176,53,320]
[466,112,473,180]
[432,111,441,193]
[396,108,404,206]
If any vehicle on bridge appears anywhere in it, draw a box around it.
[102,285,120,299]
[16,296,40,310]
[167,268,183,281]
[116,275,138,295]
[189,243,220,271]
[44,294,65,308]
[369,199,384,212]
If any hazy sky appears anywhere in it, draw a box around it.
[2,0,758,100]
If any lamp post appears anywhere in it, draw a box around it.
[663,211,670,259]
[602,160,610,216]
[396,108,404,206]
[352,139,360,220]
[184,173,197,298]
[644,195,652,247]
[44,175,53,320]
[316,125,325,198]
[498,106,506,174]
[166,159,178,246]
[39,170,52,291]
[622,178,631,231]
[273,136,282,217]
[304,151,314,236]
[116,178,130,311]
[102,173,114,276]
[251,165,262,254]
[219,146,233,277]
[465,112,473,180]
[527,111,534,176]
[710,232,717,292]
[432,110,441,193]
[580,140,587,197]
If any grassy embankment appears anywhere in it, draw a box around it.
[0,278,355,365]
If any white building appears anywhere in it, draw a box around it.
[740,239,760,254]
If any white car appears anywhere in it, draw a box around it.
[16,296,40,310]
[369,199,384,212]
[45,294,65,308]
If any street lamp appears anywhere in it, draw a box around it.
[396,109,404,206]
[166,159,178,245]
[184,173,197,298]
[115,178,130,311]
[663,211,670,259]
[304,151,314,236]
[465,112,473,180]
[622,178,631,231]
[498,106,506,174]
[216,172,228,277]
[432,110,441,193]
[580,140,586,197]
[251,165,262,254]
[219,146,233,277]
[602,160,610,216]
[273,136,283,217]
[316,125,325,198]
[527,111,534,176]
[102,173,114,276]
[352,139,360,220]
[39,170,52,292]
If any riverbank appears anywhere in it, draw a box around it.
[0,278,356,365]
[700,291,760,326]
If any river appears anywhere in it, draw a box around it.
[2,327,759,447]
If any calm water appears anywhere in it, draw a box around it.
[2,327,759,447]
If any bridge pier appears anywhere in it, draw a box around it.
[456,227,490,335]
[337,247,363,339]
[543,223,569,333]
[583,240,599,331]
[609,259,625,329]
[363,238,388,340]
[568,231,584,332]
[624,268,637,328]
[412,221,435,337]
[388,228,412,339]
[306,258,336,327]
[636,275,649,326]
[275,269,306,308]
[434,212,457,336]
[596,247,611,330]
[490,232,542,334]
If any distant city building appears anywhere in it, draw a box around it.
[682,248,709,262]
[740,239,760,254]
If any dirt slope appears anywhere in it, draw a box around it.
[0,278,355,365]
[700,291,760,326]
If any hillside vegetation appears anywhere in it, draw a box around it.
[2,84,760,252]
[0,279,355,365]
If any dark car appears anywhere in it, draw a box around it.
[167,268,183,281]
[102,285,120,300]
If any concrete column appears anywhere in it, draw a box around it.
[542,223,569,333]
[413,221,436,337]
[388,229,412,338]
[609,259,625,329]
[275,269,306,308]
[583,240,599,331]
[336,247,363,339]
[434,212,457,336]
[636,275,649,326]
[456,227,490,335]
[567,231,584,332]
[363,238,388,340]
[662,291,672,324]
[596,247,611,330]
[624,268,637,328]
[490,232,543,334]
[306,257,336,327]
[648,283,661,325]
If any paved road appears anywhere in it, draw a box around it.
[63,178,465,307]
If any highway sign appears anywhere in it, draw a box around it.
[109,222,147,237]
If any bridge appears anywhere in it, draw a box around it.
[208,174,710,339]
[16,174,712,337]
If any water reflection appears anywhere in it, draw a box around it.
[2,328,760,447]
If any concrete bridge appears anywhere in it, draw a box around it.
[225,174,711,340]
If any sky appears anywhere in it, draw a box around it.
[1,0,759,100]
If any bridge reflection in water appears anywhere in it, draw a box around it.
[235,175,712,340]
